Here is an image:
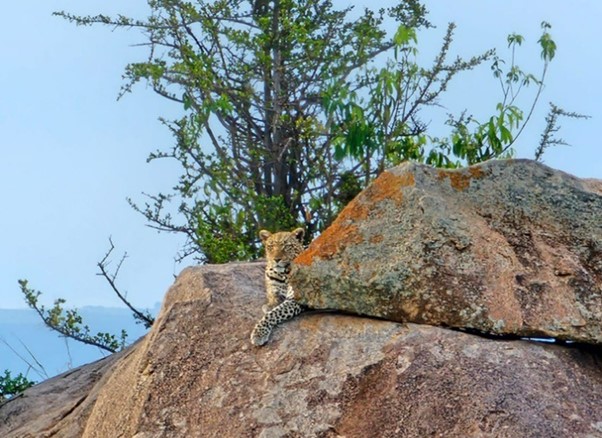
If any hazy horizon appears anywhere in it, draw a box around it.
[0,304,160,380]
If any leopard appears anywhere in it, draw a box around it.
[250,227,307,346]
[258,227,305,310]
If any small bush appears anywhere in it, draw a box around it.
[0,370,35,401]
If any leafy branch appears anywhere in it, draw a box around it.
[19,279,126,353]
[0,370,35,403]
[18,239,154,354]
[51,2,589,264]
[535,103,590,161]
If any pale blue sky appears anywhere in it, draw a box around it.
[1,1,600,309]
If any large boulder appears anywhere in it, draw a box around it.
[291,159,602,344]
[1,262,601,438]
[0,344,129,437]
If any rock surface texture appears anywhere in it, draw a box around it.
[1,262,602,438]
[292,159,602,344]
[2,160,602,437]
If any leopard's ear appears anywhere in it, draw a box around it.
[259,230,272,243]
[292,227,305,242]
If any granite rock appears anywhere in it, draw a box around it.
[291,159,602,344]
[1,262,601,437]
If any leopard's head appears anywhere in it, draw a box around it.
[259,227,305,265]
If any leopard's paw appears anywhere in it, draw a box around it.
[250,325,271,346]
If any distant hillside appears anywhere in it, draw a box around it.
[0,304,160,381]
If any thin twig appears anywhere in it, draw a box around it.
[97,238,155,328]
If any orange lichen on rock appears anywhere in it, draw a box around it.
[370,234,384,244]
[364,170,414,205]
[296,170,415,265]
[336,196,370,222]
[438,166,487,191]
[295,222,363,265]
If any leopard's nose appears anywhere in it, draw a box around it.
[274,258,281,263]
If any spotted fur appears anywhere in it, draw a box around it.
[250,228,306,346]
[250,297,305,346]
[259,228,305,310]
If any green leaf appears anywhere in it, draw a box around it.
[538,23,556,61]
[500,125,512,144]
[393,25,417,47]
[507,33,524,48]
[0,370,35,399]
[182,92,193,110]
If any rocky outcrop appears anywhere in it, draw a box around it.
[1,262,602,438]
[2,160,601,436]
[0,344,130,437]
[292,159,602,344]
